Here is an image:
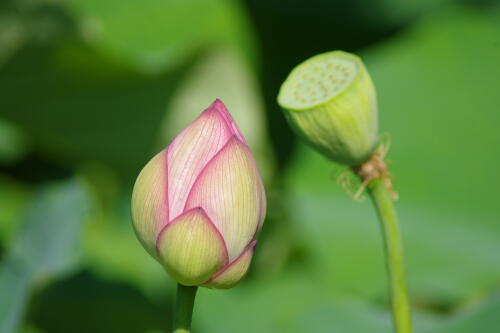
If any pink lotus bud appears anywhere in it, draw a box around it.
[131,100,266,289]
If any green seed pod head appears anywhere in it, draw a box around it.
[277,50,378,165]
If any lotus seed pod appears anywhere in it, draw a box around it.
[277,50,378,165]
[131,100,266,288]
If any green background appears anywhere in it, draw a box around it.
[0,0,499,332]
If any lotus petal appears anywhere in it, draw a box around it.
[131,150,169,257]
[185,137,265,260]
[156,207,228,286]
[204,241,256,289]
[167,102,237,220]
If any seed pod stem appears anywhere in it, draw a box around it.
[279,49,412,332]
[355,153,412,333]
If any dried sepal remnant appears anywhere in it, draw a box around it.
[335,136,398,201]
[131,99,266,289]
[353,139,398,201]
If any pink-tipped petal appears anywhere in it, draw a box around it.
[156,207,229,286]
[211,99,247,144]
[167,103,234,220]
[185,137,266,261]
[131,150,169,258]
[203,241,256,289]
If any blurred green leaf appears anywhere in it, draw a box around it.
[0,178,89,333]
[0,118,28,164]
[0,176,30,244]
[359,0,456,25]
[64,0,257,73]
[30,272,170,333]
[196,272,406,333]
[196,269,499,333]
[0,41,184,181]
[428,293,500,333]
[0,265,31,333]
[0,11,24,70]
[196,273,337,333]
[82,195,170,298]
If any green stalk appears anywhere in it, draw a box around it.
[173,284,198,333]
[367,178,412,333]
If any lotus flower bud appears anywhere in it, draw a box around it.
[277,50,378,165]
[131,100,266,289]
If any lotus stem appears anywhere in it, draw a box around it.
[365,177,412,333]
[172,284,198,333]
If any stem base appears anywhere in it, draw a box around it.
[173,284,198,333]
